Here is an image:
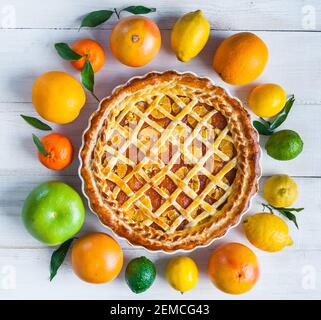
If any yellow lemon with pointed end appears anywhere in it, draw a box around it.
[213,32,268,85]
[165,256,198,293]
[171,10,210,62]
[264,175,298,207]
[32,71,86,124]
[243,213,293,252]
[248,84,287,117]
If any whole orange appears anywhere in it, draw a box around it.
[71,38,105,72]
[208,242,259,294]
[38,133,73,170]
[213,32,268,85]
[110,16,161,67]
[32,71,86,124]
[71,232,123,284]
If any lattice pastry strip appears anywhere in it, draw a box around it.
[146,122,237,228]
[99,92,193,184]
[97,97,236,233]
[117,104,235,229]
[150,109,217,186]
[187,188,232,228]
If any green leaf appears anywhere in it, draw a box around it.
[259,117,271,126]
[32,134,49,157]
[81,61,99,101]
[121,6,156,15]
[81,60,95,92]
[54,43,83,61]
[262,203,303,229]
[253,120,273,136]
[283,207,304,212]
[80,10,114,29]
[20,115,52,131]
[50,238,74,281]
[278,209,299,229]
[269,95,295,130]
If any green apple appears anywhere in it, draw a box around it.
[22,181,85,246]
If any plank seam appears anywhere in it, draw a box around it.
[1,27,321,32]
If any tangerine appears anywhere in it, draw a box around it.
[71,38,105,72]
[38,133,73,170]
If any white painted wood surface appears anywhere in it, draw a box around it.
[0,0,320,300]
[2,0,321,31]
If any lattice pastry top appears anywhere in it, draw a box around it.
[80,71,260,252]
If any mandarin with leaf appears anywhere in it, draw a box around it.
[71,38,105,72]
[37,133,73,170]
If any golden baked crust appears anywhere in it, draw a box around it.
[80,71,260,252]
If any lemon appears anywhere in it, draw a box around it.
[265,130,303,160]
[171,10,210,62]
[165,256,198,293]
[264,174,298,207]
[32,71,86,124]
[248,84,286,117]
[243,213,293,252]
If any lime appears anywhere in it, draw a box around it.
[125,256,156,294]
[243,213,293,252]
[265,130,303,160]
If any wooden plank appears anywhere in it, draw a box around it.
[1,0,320,31]
[2,174,319,299]
[0,29,320,104]
[0,103,318,177]
[0,247,320,299]
[0,174,318,249]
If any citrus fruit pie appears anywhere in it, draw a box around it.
[80,71,260,251]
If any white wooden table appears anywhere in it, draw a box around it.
[0,0,320,300]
